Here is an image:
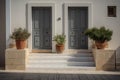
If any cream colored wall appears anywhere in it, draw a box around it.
[10,0,120,49]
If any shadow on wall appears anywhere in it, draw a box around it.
[116,46,120,55]
[102,53,115,71]
[102,46,120,71]
[0,0,6,68]
[116,46,120,70]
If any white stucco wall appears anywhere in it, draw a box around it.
[8,0,120,50]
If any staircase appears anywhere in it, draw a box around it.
[27,51,95,71]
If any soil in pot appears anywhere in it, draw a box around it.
[95,41,108,49]
[16,40,26,49]
[56,44,64,53]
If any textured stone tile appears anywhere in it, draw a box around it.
[5,49,29,70]
[0,72,120,80]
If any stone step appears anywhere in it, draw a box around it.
[63,49,92,53]
[28,57,94,62]
[27,53,95,70]
[26,66,96,71]
[29,53,93,57]
[27,62,95,67]
[29,55,93,59]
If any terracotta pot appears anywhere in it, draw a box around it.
[56,44,64,53]
[16,40,26,49]
[95,41,108,49]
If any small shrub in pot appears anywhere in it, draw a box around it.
[10,28,31,49]
[53,34,66,53]
[84,26,113,49]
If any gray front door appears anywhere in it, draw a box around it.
[68,7,88,49]
[32,7,52,50]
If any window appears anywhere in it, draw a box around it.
[107,6,116,17]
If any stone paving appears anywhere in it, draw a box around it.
[0,70,120,80]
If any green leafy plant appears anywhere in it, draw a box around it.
[53,34,66,45]
[84,26,113,42]
[10,28,31,40]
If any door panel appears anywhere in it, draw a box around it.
[32,7,52,50]
[68,7,88,49]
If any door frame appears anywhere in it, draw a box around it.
[64,3,92,51]
[27,3,55,52]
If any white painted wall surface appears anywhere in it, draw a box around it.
[6,0,11,48]
[9,0,120,50]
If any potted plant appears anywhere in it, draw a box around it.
[53,34,66,53]
[10,28,31,49]
[84,27,113,49]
